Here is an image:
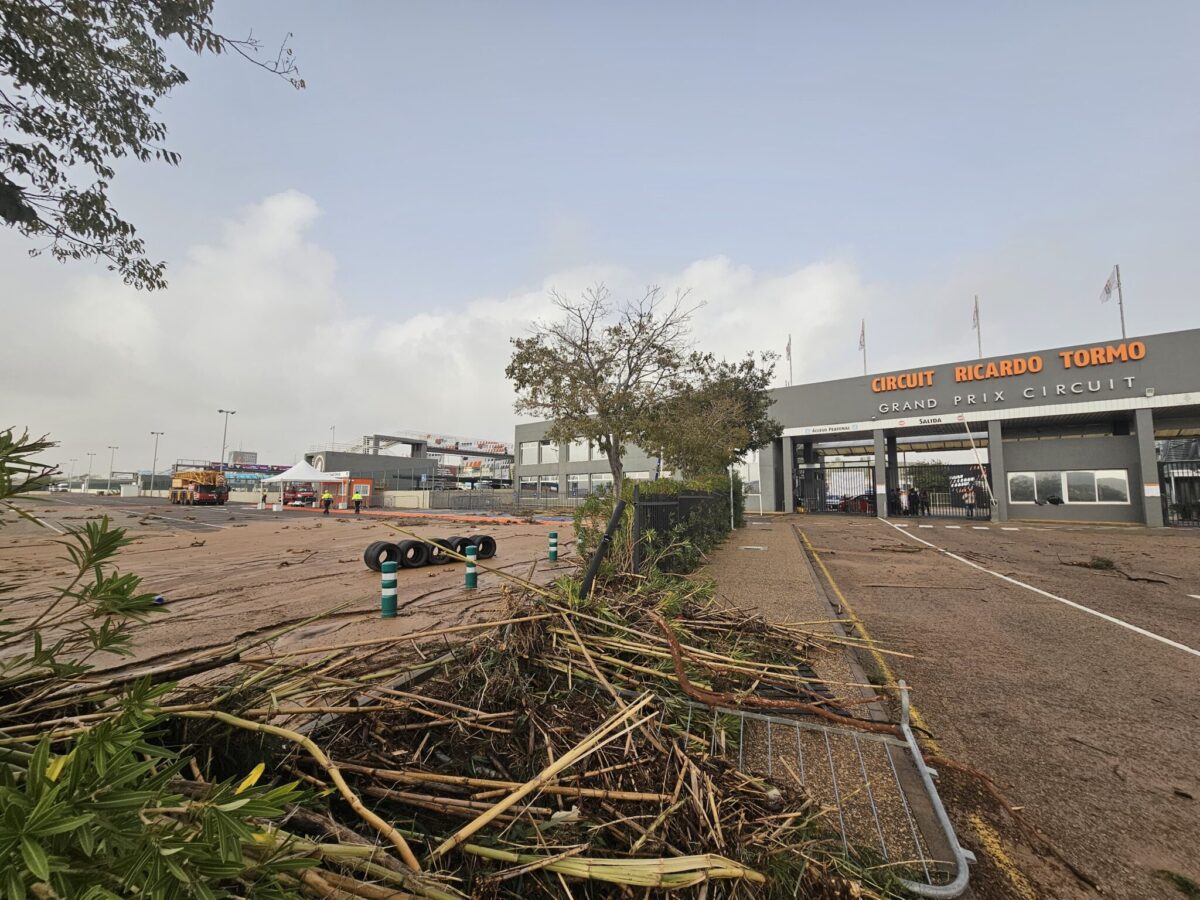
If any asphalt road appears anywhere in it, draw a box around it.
[797,515,1200,900]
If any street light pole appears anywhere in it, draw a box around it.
[330,425,336,448]
[149,431,164,497]
[85,452,95,491]
[107,446,118,493]
[67,458,77,491]
[217,409,237,465]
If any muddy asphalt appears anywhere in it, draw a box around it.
[5,494,573,678]
[795,514,1199,900]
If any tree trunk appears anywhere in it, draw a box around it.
[603,435,624,497]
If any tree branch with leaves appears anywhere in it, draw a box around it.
[0,0,303,290]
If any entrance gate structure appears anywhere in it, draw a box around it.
[887,462,993,520]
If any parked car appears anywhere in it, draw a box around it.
[48,482,70,492]
[839,493,876,513]
[825,494,842,510]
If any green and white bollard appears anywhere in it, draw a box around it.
[548,530,558,562]
[381,560,398,618]
[464,544,478,590]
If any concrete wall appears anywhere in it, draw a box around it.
[382,490,431,509]
[998,430,1143,523]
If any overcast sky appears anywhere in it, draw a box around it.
[3,2,1199,474]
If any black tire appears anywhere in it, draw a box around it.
[363,541,386,572]
[469,534,497,560]
[428,538,455,565]
[397,539,430,568]
[448,536,474,555]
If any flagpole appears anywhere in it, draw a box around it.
[974,295,982,358]
[861,320,867,375]
[1115,265,1126,339]
[787,333,793,386]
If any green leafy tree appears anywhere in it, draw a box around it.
[0,0,303,290]
[642,352,781,477]
[506,284,779,493]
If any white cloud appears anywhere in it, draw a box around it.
[1,191,874,472]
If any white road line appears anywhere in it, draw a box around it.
[972,526,989,530]
[945,525,961,529]
[893,523,909,528]
[919,525,934,529]
[1190,595,1200,601]
[885,520,1200,660]
[1001,527,1020,531]
[142,513,228,530]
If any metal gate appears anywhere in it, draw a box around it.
[1160,461,1200,527]
[888,463,992,520]
[796,465,877,515]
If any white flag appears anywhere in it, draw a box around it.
[1099,266,1118,304]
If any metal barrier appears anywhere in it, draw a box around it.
[631,487,726,573]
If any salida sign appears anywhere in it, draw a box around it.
[872,340,1147,416]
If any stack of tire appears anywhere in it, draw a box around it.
[363,535,497,572]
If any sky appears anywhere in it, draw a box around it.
[3,1,1199,475]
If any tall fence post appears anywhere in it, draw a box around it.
[464,544,478,589]
[548,530,558,562]
[381,560,398,618]
[631,484,643,574]
[580,499,626,600]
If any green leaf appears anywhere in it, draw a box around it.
[20,835,50,881]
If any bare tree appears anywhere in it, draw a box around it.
[506,285,697,494]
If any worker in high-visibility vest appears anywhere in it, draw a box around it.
[321,490,334,515]
[352,490,363,515]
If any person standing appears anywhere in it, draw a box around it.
[900,487,910,515]
[909,486,921,517]
[964,484,977,519]
[321,489,334,515]
[352,489,363,515]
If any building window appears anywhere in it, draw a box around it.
[540,440,560,464]
[568,439,590,462]
[519,442,538,465]
[1096,471,1130,502]
[1006,473,1035,502]
[567,473,589,496]
[539,476,559,494]
[1008,470,1130,505]
[626,471,651,480]
[1065,471,1096,503]
[1035,471,1063,504]
[591,472,614,493]
[519,476,538,493]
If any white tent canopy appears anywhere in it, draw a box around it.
[261,461,338,484]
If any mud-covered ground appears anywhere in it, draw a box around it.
[796,514,1200,900]
[4,494,574,679]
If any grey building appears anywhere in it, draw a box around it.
[515,327,1200,526]
[511,421,663,497]
[305,450,437,490]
